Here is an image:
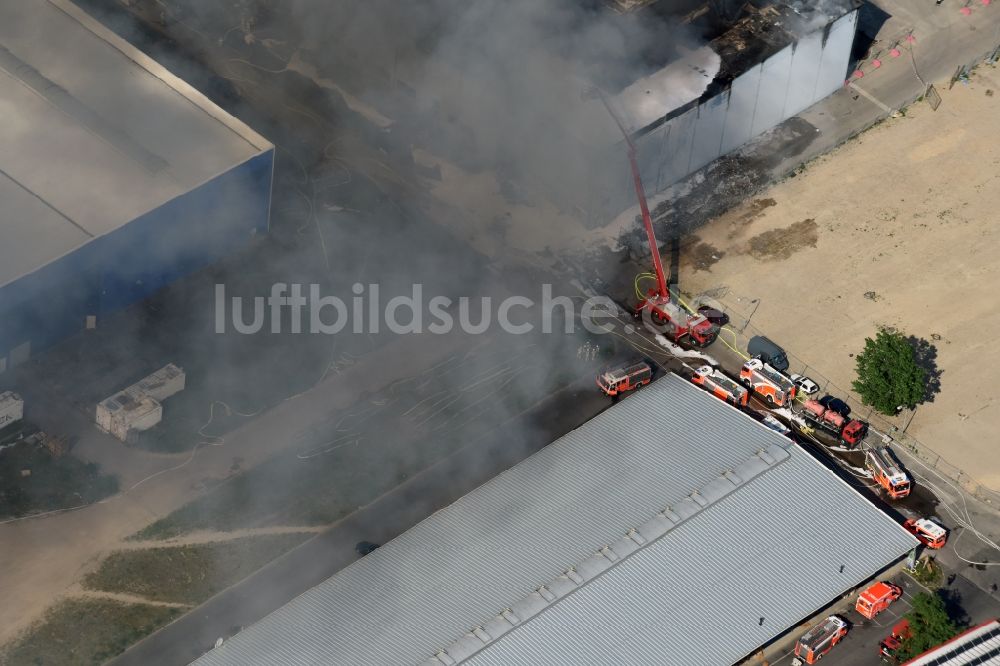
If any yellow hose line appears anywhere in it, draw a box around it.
[715,326,750,361]
[634,273,658,301]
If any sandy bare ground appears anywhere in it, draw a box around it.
[0,328,471,646]
[116,525,327,550]
[681,69,1000,486]
[68,587,194,609]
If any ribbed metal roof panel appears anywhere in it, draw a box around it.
[193,373,915,666]
[462,444,914,666]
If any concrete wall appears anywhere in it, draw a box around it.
[603,9,859,217]
[0,149,273,375]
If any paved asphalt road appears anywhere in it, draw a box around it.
[110,380,612,666]
[766,570,1000,666]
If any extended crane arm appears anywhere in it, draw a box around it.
[593,91,669,300]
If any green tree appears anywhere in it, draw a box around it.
[896,592,962,661]
[852,329,927,415]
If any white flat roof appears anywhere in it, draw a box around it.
[0,0,272,289]
[610,45,720,132]
[573,45,721,147]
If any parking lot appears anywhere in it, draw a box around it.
[761,569,1000,665]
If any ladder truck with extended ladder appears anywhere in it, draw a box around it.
[589,89,718,348]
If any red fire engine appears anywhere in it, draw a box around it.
[903,518,948,549]
[588,88,718,349]
[866,447,912,499]
[691,365,748,406]
[794,615,848,664]
[856,581,903,620]
[740,358,797,407]
[596,361,652,397]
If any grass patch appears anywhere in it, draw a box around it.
[908,556,944,588]
[84,533,311,605]
[1,598,181,665]
[0,441,118,520]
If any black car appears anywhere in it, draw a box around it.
[818,395,851,418]
[355,541,381,556]
[697,305,730,328]
[747,336,789,372]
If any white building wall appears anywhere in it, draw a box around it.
[662,106,698,190]
[815,11,859,100]
[718,64,762,156]
[783,30,826,118]
[751,44,794,137]
[631,9,859,205]
[689,91,729,175]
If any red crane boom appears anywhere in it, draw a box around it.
[595,94,669,300]
[590,88,717,348]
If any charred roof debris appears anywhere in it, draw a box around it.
[602,0,862,134]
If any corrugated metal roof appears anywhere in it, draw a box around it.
[0,0,272,289]
[193,373,916,666]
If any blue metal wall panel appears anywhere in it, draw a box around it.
[98,149,273,313]
[0,241,103,357]
[0,148,273,367]
[661,106,698,188]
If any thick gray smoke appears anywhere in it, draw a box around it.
[285,0,704,210]
[0,2,727,657]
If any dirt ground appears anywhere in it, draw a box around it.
[0,326,468,646]
[680,70,1000,487]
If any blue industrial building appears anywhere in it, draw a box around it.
[0,0,274,376]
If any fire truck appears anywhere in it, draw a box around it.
[856,581,903,620]
[903,518,948,549]
[800,399,868,447]
[793,615,848,665]
[879,619,911,663]
[691,366,748,406]
[644,300,718,348]
[587,87,718,350]
[865,447,911,499]
[597,361,652,397]
[739,358,797,407]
